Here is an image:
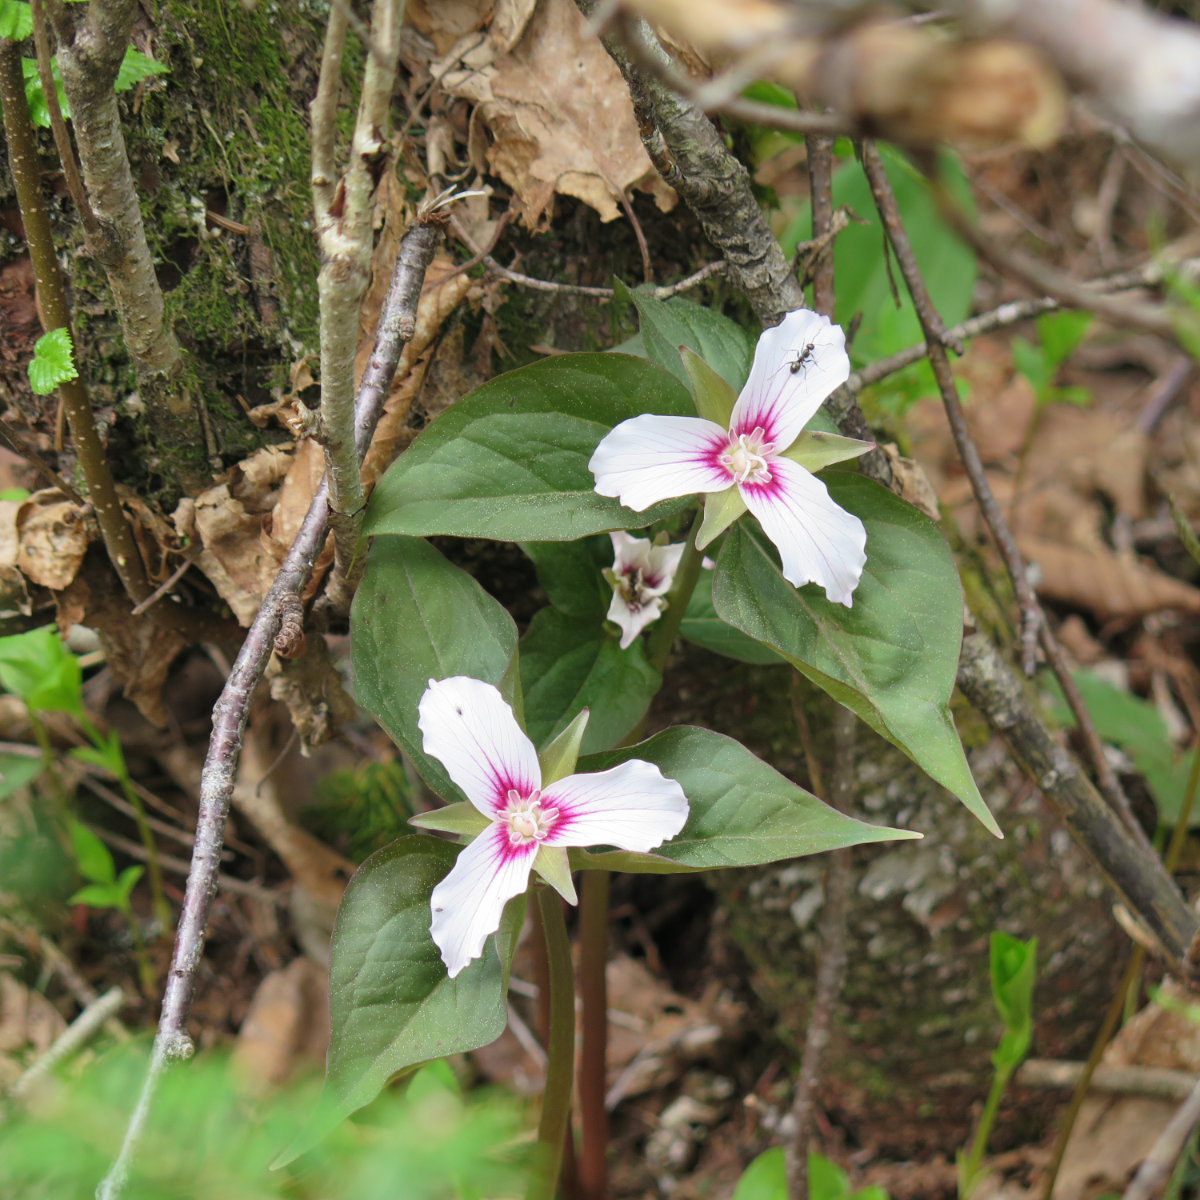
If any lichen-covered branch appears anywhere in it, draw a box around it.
[95,213,443,1200]
[311,0,404,608]
[957,633,1197,972]
[0,38,149,604]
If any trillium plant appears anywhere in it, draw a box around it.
[309,289,998,1196]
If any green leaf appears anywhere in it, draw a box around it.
[1037,310,1092,371]
[538,707,590,784]
[0,753,44,799]
[990,931,1037,1068]
[621,283,754,395]
[409,801,490,837]
[681,345,738,426]
[350,537,518,803]
[68,883,125,908]
[20,57,58,128]
[734,1147,889,1200]
[520,607,661,754]
[0,625,84,717]
[69,821,116,886]
[713,475,999,835]
[1045,670,1198,824]
[364,355,696,542]
[26,327,79,395]
[281,836,511,1163]
[571,726,917,874]
[113,47,168,93]
[680,568,784,665]
[70,732,126,778]
[0,0,32,40]
[521,536,611,619]
[780,144,975,369]
[113,865,144,906]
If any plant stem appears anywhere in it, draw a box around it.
[960,1063,1013,1198]
[576,869,610,1200]
[530,886,575,1200]
[645,508,705,673]
[0,38,149,604]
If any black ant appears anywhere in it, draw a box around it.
[787,342,816,374]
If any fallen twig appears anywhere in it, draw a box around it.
[1019,1058,1199,1104]
[11,986,128,1104]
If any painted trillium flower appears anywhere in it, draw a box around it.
[605,531,685,649]
[414,676,690,978]
[589,309,871,606]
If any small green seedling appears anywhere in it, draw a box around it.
[1011,311,1093,409]
[68,819,143,914]
[25,327,79,395]
[733,1146,888,1200]
[1,0,168,128]
[958,931,1038,1198]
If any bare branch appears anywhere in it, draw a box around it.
[312,0,405,612]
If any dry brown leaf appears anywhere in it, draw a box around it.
[434,0,676,226]
[408,0,493,56]
[0,973,65,1092]
[15,490,90,590]
[1019,534,1200,621]
[1052,983,1200,1199]
[56,559,188,725]
[231,957,330,1093]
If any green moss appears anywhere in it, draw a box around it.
[133,0,335,355]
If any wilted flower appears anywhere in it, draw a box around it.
[415,676,689,978]
[589,309,869,606]
[604,531,685,649]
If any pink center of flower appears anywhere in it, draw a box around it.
[721,426,775,485]
[500,788,560,846]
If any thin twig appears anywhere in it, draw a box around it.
[860,142,1151,853]
[1019,1059,1200,1103]
[312,0,403,608]
[94,214,444,1200]
[0,40,149,604]
[10,985,127,1103]
[860,142,1042,675]
[847,253,1198,392]
[785,706,856,1200]
[129,558,193,616]
[804,133,836,319]
[0,421,85,504]
[957,633,1198,975]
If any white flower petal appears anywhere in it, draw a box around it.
[418,677,541,818]
[607,590,666,649]
[730,310,850,451]
[430,822,536,978]
[542,760,689,852]
[643,540,686,595]
[740,457,867,606]
[590,414,731,511]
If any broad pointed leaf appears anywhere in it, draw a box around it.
[520,607,660,754]
[713,474,1000,835]
[364,355,696,542]
[351,537,518,801]
[281,837,510,1161]
[622,285,754,395]
[569,726,917,874]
